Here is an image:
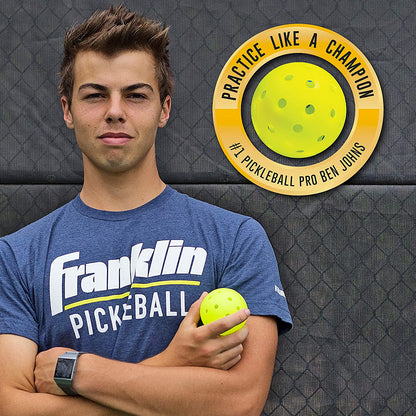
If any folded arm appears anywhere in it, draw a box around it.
[0,334,131,416]
[34,300,278,416]
[2,295,277,416]
[72,314,278,416]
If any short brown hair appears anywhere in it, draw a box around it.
[59,5,174,106]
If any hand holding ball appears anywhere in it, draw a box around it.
[200,288,248,336]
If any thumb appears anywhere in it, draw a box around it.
[184,291,208,326]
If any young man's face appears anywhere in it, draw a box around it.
[61,50,170,175]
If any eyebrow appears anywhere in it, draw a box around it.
[78,83,154,93]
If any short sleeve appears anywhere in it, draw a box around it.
[219,218,293,334]
[0,240,39,344]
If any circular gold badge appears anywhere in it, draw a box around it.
[212,24,383,195]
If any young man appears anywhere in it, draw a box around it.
[0,5,292,416]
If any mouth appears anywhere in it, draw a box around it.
[98,132,133,145]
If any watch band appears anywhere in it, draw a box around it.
[54,351,84,396]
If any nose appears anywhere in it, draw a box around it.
[105,95,126,123]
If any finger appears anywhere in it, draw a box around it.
[203,308,250,337]
[218,343,244,366]
[208,342,245,370]
[212,325,249,357]
[221,353,243,370]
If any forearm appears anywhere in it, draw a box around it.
[0,385,131,416]
[0,390,131,416]
[73,355,260,416]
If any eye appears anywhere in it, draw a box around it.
[84,93,106,100]
[126,93,147,100]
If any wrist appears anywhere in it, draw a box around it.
[71,352,89,395]
[54,351,84,396]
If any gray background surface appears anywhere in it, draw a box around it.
[1,1,415,414]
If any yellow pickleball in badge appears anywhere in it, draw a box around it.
[251,62,347,158]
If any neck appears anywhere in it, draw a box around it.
[80,158,165,212]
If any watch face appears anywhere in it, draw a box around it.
[55,358,74,379]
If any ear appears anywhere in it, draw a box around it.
[158,95,171,128]
[61,96,74,129]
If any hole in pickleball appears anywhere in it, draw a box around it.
[268,124,275,133]
[261,90,267,99]
[214,304,219,309]
[227,297,232,301]
[306,80,315,88]
[305,104,315,114]
[285,74,294,81]
[318,135,325,142]
[278,98,287,108]
[293,124,303,132]
[330,109,336,117]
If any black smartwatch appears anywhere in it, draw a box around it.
[54,351,84,396]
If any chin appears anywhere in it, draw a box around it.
[84,150,150,175]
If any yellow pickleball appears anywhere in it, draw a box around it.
[251,62,347,158]
[200,288,248,336]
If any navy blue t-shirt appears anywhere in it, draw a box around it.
[0,186,292,362]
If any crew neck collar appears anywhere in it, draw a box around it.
[72,185,175,220]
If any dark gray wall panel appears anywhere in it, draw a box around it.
[1,1,414,184]
[1,184,414,415]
